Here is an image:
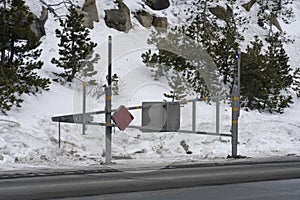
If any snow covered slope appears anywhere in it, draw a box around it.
[0,0,300,170]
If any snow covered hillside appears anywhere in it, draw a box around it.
[0,0,300,170]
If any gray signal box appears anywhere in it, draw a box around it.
[141,102,180,132]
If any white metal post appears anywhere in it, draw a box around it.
[216,99,220,135]
[82,82,87,135]
[192,101,196,132]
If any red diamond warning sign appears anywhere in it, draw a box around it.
[112,105,134,131]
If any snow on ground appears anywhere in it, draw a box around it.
[0,0,300,170]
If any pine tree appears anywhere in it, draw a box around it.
[164,71,187,102]
[210,1,247,91]
[263,33,293,113]
[141,0,223,99]
[142,30,221,98]
[241,34,293,113]
[51,5,99,83]
[240,36,269,110]
[185,0,219,48]
[258,0,294,24]
[0,0,50,114]
[257,0,294,39]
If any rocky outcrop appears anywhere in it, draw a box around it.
[104,0,132,32]
[271,16,283,32]
[258,16,283,32]
[145,0,170,11]
[135,10,153,28]
[135,10,168,30]
[31,6,48,38]
[242,0,257,12]
[100,0,284,34]
[82,0,99,22]
[152,16,168,30]
[209,5,232,21]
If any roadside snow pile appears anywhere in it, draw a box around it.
[0,0,300,170]
[0,117,103,168]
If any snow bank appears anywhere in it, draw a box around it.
[0,0,299,170]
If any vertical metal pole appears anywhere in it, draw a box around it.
[216,98,220,135]
[105,36,112,164]
[237,48,241,117]
[82,82,87,135]
[237,48,241,94]
[58,122,61,149]
[231,87,239,158]
[192,101,196,132]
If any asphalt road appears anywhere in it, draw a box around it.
[55,179,300,200]
[0,161,300,200]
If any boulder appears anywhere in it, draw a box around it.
[209,5,232,21]
[31,7,48,38]
[135,10,153,28]
[271,16,283,32]
[226,4,233,16]
[152,16,168,30]
[39,6,48,25]
[145,0,170,11]
[82,0,99,22]
[242,0,257,12]
[81,11,94,29]
[104,0,132,33]
[258,16,283,32]
[180,140,193,155]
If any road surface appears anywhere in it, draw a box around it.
[0,161,300,199]
[55,179,300,200]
